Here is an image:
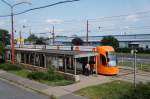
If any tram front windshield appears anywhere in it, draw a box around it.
[107,52,117,67]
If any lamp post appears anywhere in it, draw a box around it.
[133,49,137,88]
[1,0,31,64]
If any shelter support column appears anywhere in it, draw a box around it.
[38,54,40,66]
[64,55,67,73]
[56,55,59,70]
[44,54,47,68]
[95,56,98,75]
[74,58,77,75]
[24,53,26,64]
[34,52,36,66]
[69,56,72,69]
[88,57,90,64]
[29,53,31,64]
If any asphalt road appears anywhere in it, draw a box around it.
[0,79,49,99]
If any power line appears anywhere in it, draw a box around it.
[89,15,150,23]
[88,10,150,22]
[90,26,150,32]
[0,0,80,17]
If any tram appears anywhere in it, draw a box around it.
[96,46,119,75]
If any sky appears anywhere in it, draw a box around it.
[0,0,150,38]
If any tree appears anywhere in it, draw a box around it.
[35,37,47,45]
[0,29,10,62]
[26,34,38,44]
[0,44,4,55]
[0,29,11,46]
[72,37,84,46]
[101,36,119,49]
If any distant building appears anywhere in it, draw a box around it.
[16,38,24,45]
[51,34,150,49]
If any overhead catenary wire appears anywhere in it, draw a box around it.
[1,1,150,24]
[88,10,150,21]
[0,0,80,17]
[1,0,150,36]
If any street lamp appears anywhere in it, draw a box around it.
[1,0,31,64]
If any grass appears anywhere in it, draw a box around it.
[118,61,150,72]
[75,81,132,99]
[75,81,150,99]
[9,69,31,78]
[0,63,74,86]
[0,63,21,71]
[41,79,74,86]
[0,63,31,78]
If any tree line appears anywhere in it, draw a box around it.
[24,34,48,45]
[0,28,119,49]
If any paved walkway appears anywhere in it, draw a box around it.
[0,70,111,98]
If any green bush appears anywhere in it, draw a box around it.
[27,72,46,80]
[27,66,64,81]
[46,73,63,81]
[27,72,64,81]
[0,63,22,71]
[47,66,55,74]
[116,48,131,53]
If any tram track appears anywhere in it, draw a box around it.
[112,68,150,83]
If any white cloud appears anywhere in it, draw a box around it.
[18,19,28,24]
[143,5,150,11]
[126,15,140,22]
[44,27,50,31]
[55,29,64,33]
[0,20,9,26]
[0,21,5,26]
[46,19,64,24]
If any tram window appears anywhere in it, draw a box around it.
[100,54,106,66]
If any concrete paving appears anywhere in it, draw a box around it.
[60,75,111,93]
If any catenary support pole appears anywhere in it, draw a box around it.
[86,20,89,45]
[11,8,15,64]
[52,25,55,45]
